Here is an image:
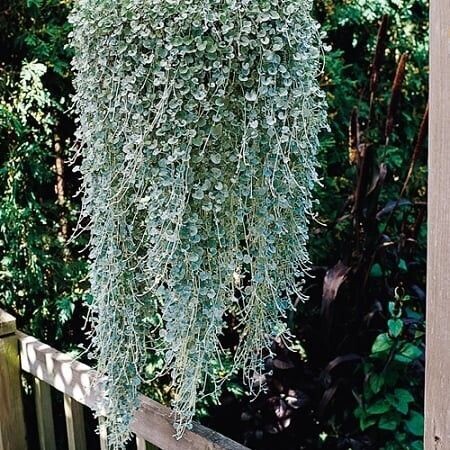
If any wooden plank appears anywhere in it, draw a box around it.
[425,1,450,449]
[0,309,16,337]
[132,396,248,450]
[34,378,56,450]
[64,395,87,450]
[18,331,100,410]
[98,418,108,450]
[136,436,147,450]
[18,331,249,450]
[0,333,27,450]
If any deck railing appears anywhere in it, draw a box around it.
[0,309,249,450]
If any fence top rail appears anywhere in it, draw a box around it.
[0,309,16,337]
[9,321,248,450]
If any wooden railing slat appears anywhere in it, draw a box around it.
[17,331,99,410]
[0,319,27,450]
[64,394,87,450]
[34,378,56,450]
[132,396,248,450]
[98,417,108,450]
[136,436,147,450]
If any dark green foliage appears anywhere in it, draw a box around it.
[207,1,427,449]
[355,292,424,449]
[0,0,87,345]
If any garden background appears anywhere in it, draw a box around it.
[0,1,428,449]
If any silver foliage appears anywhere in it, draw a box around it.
[70,0,328,448]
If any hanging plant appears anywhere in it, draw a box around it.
[70,0,328,448]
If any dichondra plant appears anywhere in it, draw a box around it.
[70,0,327,448]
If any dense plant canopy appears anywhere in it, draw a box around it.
[0,0,87,346]
[70,0,327,446]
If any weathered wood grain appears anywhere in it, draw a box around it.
[425,2,450,449]
[136,436,147,450]
[64,395,87,450]
[0,310,16,338]
[136,435,160,450]
[18,331,99,410]
[34,378,56,450]
[98,417,108,450]
[0,312,27,450]
[131,396,248,450]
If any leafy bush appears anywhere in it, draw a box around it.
[206,1,428,449]
[0,0,87,346]
[355,291,424,450]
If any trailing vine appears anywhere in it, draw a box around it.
[70,0,327,447]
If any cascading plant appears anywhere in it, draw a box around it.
[70,0,328,448]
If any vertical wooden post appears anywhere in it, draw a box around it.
[0,310,27,450]
[425,1,450,449]
[136,436,147,450]
[34,378,56,450]
[98,418,108,450]
[64,395,87,450]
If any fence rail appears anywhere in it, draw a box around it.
[0,309,249,450]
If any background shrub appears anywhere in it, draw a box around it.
[0,0,88,346]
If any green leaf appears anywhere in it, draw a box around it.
[210,153,221,164]
[394,388,414,404]
[384,443,399,450]
[56,298,75,324]
[355,407,376,431]
[405,411,424,437]
[388,391,410,415]
[370,263,383,278]
[394,343,423,363]
[359,415,377,431]
[393,400,409,415]
[192,136,203,146]
[211,124,223,137]
[367,400,391,415]
[388,318,403,337]
[371,333,393,355]
[26,0,43,9]
[378,414,400,431]
[369,373,384,394]
[389,301,403,318]
[411,440,423,450]
[398,258,408,272]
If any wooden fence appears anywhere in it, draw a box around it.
[424,1,450,449]
[0,309,249,450]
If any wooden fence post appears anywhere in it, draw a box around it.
[0,310,27,450]
[98,417,108,450]
[425,1,450,449]
[64,395,87,450]
[34,378,56,450]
